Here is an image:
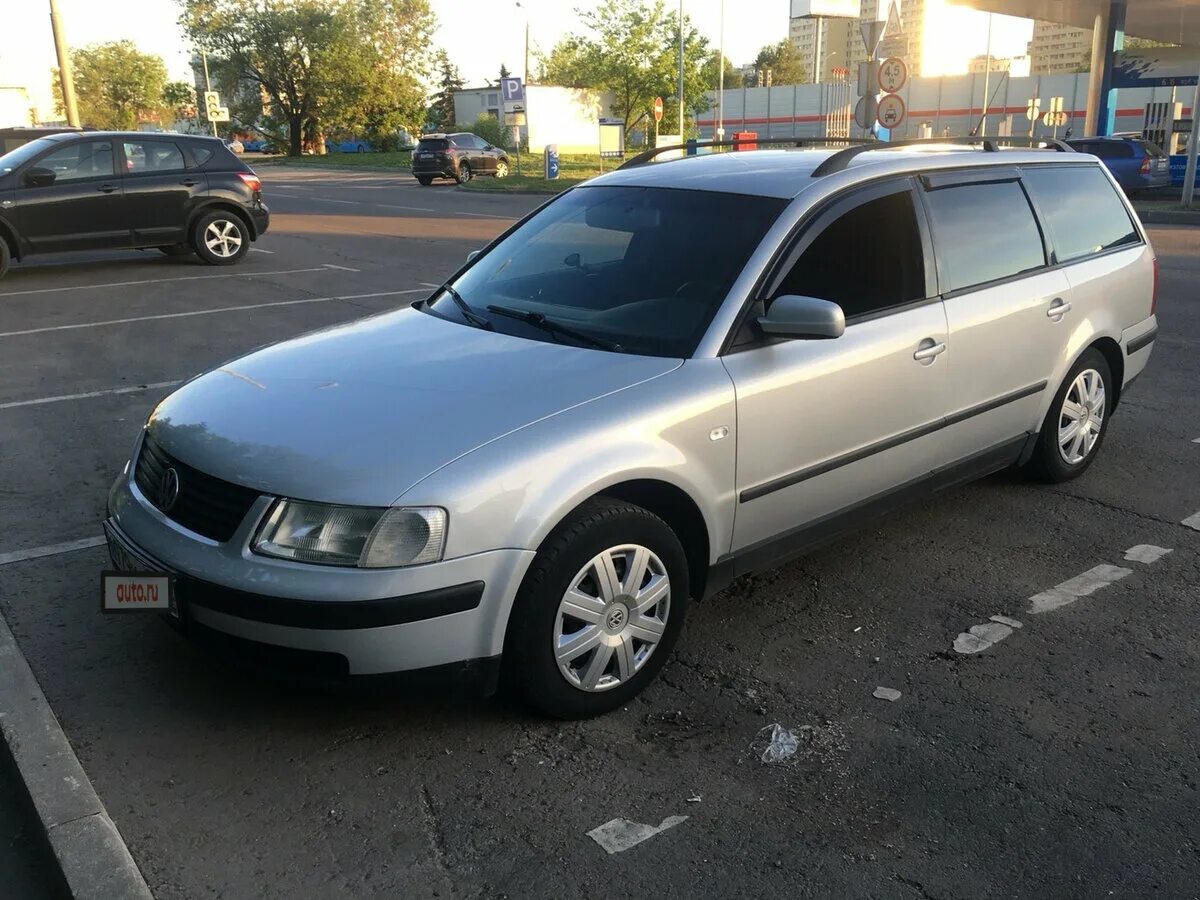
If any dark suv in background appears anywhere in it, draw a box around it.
[0,131,269,279]
[412,132,510,185]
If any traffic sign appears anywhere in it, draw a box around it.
[1042,110,1068,127]
[1026,98,1041,121]
[653,96,664,123]
[860,20,885,58]
[876,93,906,128]
[203,91,229,123]
[500,77,525,105]
[878,57,907,93]
[854,95,877,130]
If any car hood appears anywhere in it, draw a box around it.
[147,307,681,505]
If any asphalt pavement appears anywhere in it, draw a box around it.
[0,166,1197,898]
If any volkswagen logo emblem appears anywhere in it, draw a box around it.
[159,467,181,512]
[606,607,626,631]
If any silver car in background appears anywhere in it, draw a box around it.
[105,140,1158,718]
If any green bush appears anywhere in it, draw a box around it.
[453,113,512,149]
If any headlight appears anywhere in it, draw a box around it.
[252,500,446,568]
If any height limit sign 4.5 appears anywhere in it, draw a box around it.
[878,57,908,94]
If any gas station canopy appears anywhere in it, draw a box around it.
[952,1,1200,46]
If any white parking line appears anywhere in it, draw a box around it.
[375,203,437,212]
[1183,511,1200,531]
[322,264,360,272]
[0,381,181,410]
[1028,564,1133,614]
[249,248,275,254]
[1124,544,1173,564]
[0,288,425,338]
[0,536,106,567]
[0,267,329,298]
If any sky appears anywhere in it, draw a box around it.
[1,0,1033,122]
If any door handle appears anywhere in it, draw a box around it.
[179,179,199,187]
[97,184,118,194]
[1047,298,1071,320]
[913,338,947,363]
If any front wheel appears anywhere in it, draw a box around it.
[192,211,249,266]
[1026,348,1113,482]
[456,161,472,184]
[494,160,509,178]
[506,498,690,718]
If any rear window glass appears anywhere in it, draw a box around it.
[124,141,186,173]
[1072,141,1134,159]
[190,146,214,167]
[924,180,1046,293]
[1022,165,1140,263]
[418,139,449,151]
[1132,139,1166,157]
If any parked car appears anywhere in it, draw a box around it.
[241,138,268,153]
[0,131,268,278]
[104,141,1156,718]
[412,132,510,185]
[224,138,245,155]
[0,125,85,155]
[1066,136,1171,195]
[326,138,375,154]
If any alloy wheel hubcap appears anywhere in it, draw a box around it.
[1058,368,1105,464]
[553,544,670,692]
[496,162,508,177]
[204,220,243,258]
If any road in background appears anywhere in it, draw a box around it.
[0,170,1197,898]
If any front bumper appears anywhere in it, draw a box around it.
[106,470,534,676]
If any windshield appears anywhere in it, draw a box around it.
[0,137,57,173]
[426,185,787,357]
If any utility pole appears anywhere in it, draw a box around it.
[48,0,79,127]
[717,0,724,142]
[201,50,218,138]
[678,0,685,138]
[979,13,993,136]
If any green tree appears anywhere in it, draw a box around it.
[52,41,169,129]
[181,0,435,156]
[162,81,197,121]
[541,0,710,138]
[430,50,465,131]
[455,113,509,148]
[747,39,807,87]
[701,50,739,93]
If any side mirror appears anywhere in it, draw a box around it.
[25,167,56,188]
[757,295,845,339]
[466,250,481,263]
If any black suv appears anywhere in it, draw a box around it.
[0,131,269,279]
[412,132,510,185]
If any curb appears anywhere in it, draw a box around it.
[0,614,152,900]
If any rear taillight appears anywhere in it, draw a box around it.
[1140,156,1152,174]
[1151,255,1159,315]
[238,172,262,193]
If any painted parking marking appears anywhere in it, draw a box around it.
[587,816,687,854]
[375,203,437,212]
[1124,544,1173,564]
[1028,564,1133,614]
[321,264,360,272]
[0,288,424,339]
[953,620,1017,654]
[0,536,105,567]
[0,381,181,411]
[249,247,275,254]
[0,266,332,298]
[1183,511,1200,531]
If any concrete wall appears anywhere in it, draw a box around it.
[0,86,34,127]
[697,73,1194,141]
[453,85,614,154]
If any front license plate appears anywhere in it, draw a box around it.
[101,571,173,613]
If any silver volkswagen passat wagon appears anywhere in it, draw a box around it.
[105,139,1158,717]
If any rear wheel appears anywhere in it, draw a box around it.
[456,161,472,184]
[1026,348,1113,482]
[416,175,433,186]
[192,211,249,266]
[506,498,689,718]
[0,238,9,280]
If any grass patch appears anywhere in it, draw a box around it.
[257,150,412,170]
[462,152,613,193]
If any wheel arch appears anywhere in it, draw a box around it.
[189,201,257,242]
[0,217,21,261]
[1088,336,1124,409]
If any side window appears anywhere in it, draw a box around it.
[32,141,115,182]
[123,141,186,174]
[774,189,926,319]
[923,180,1046,293]
[190,146,215,167]
[1022,165,1139,263]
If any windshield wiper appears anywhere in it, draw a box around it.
[437,282,492,330]
[486,305,623,352]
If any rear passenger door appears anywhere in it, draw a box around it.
[724,178,951,555]
[120,139,205,246]
[921,169,1071,461]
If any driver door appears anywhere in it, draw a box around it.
[17,139,128,253]
[721,178,953,557]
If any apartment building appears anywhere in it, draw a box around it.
[790,0,928,83]
[1029,20,1092,74]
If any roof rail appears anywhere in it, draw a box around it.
[809,135,1074,177]
[618,136,874,170]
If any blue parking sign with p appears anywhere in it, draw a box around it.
[501,77,525,103]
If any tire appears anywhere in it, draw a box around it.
[416,175,433,186]
[157,244,193,257]
[0,238,9,280]
[456,161,472,184]
[506,497,690,718]
[357,145,366,154]
[494,159,509,179]
[1026,348,1113,483]
[192,211,249,266]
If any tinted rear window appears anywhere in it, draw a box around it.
[924,179,1046,293]
[1132,139,1166,157]
[418,139,449,151]
[1022,165,1140,263]
[1071,141,1134,159]
[191,146,214,167]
